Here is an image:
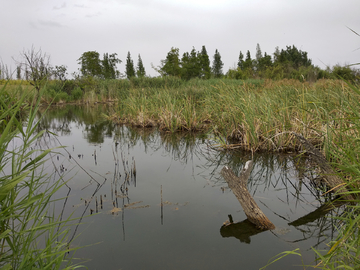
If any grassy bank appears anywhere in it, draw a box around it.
[108,79,356,151]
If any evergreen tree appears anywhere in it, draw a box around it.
[243,50,253,70]
[273,46,280,63]
[125,51,136,79]
[136,54,146,77]
[212,49,223,78]
[160,47,181,77]
[255,43,262,62]
[237,51,244,70]
[198,45,211,79]
[276,45,312,68]
[261,52,272,68]
[181,47,201,80]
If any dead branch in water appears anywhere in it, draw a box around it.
[221,161,275,230]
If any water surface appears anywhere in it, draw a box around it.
[37,105,338,269]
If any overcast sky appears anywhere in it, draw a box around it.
[1,0,359,77]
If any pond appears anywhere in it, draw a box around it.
[35,104,339,269]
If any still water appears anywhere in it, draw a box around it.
[36,105,338,269]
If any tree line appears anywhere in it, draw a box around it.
[157,44,358,82]
[1,44,358,84]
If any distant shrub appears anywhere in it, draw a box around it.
[70,87,83,100]
[62,80,78,95]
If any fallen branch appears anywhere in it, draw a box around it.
[221,161,275,230]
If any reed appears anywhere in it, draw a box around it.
[0,84,81,269]
[311,81,360,269]
[108,79,357,152]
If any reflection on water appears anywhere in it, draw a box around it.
[33,105,344,269]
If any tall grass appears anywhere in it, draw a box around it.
[0,84,81,269]
[109,79,356,151]
[311,81,360,269]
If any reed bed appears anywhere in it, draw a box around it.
[109,79,357,153]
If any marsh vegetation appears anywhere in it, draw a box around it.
[1,74,360,269]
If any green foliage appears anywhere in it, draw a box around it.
[78,51,120,79]
[237,51,244,70]
[78,51,102,77]
[226,67,246,80]
[125,51,136,79]
[136,54,146,77]
[0,85,80,269]
[53,65,68,82]
[212,49,224,78]
[243,50,254,70]
[275,45,312,68]
[181,47,201,80]
[70,87,83,100]
[332,65,357,81]
[198,46,211,79]
[160,47,182,77]
[102,53,121,79]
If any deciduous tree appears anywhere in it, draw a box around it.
[78,51,102,77]
[16,46,52,91]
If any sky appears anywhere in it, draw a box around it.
[1,0,359,78]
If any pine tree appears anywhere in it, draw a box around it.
[243,50,253,70]
[255,43,262,62]
[199,45,211,79]
[125,51,136,79]
[237,51,244,70]
[212,49,224,78]
[136,54,146,77]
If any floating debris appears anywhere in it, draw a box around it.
[110,207,122,215]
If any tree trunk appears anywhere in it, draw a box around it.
[221,161,275,230]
